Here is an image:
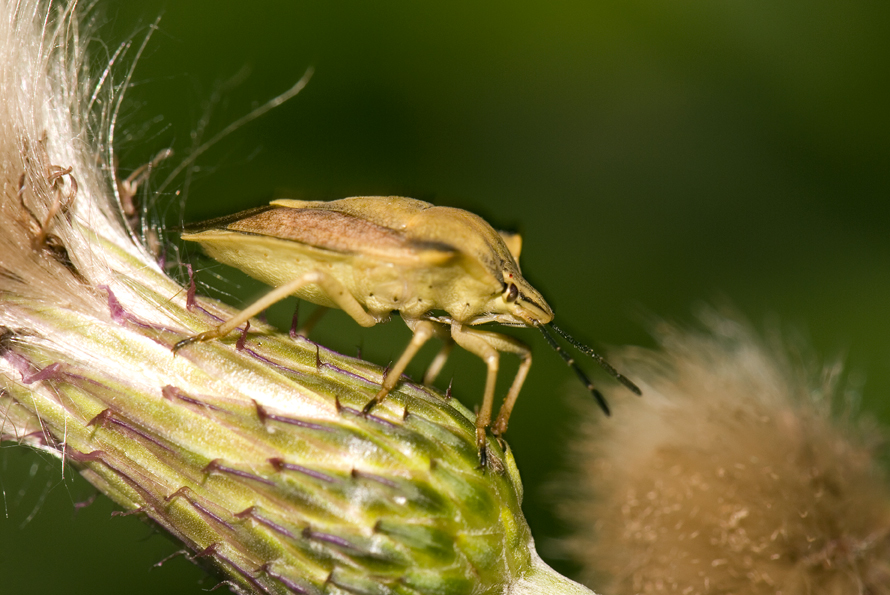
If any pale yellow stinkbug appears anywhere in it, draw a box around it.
[175,196,640,464]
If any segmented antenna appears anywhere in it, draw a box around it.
[549,323,642,396]
[536,322,611,415]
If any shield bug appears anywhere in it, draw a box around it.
[175,196,640,465]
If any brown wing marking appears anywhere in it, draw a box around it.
[271,196,434,231]
[226,207,455,265]
[182,205,276,233]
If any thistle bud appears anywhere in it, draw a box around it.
[0,2,591,593]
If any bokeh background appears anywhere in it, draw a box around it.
[3,1,889,593]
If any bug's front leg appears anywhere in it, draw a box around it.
[173,270,377,352]
[450,323,532,467]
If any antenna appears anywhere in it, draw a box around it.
[536,322,612,415]
[549,323,642,396]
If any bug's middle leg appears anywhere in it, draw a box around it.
[362,319,440,414]
[423,329,454,385]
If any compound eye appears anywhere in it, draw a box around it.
[505,283,519,303]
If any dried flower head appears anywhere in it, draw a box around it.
[558,311,890,594]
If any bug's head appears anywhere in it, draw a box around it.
[490,271,554,327]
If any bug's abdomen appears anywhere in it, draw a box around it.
[185,231,350,308]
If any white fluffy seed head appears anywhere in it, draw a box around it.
[1,0,152,308]
[557,311,890,595]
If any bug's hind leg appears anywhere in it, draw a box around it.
[173,270,376,352]
[362,319,439,414]
[292,305,329,337]
[450,324,531,467]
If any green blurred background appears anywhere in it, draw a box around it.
[2,1,889,592]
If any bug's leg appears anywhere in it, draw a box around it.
[489,339,532,438]
[362,319,437,414]
[450,324,531,466]
[295,306,329,337]
[174,270,376,352]
[423,328,454,385]
[449,324,499,466]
